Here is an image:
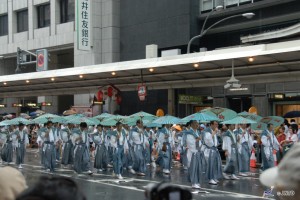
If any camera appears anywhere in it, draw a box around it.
[145,182,192,200]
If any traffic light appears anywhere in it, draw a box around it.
[36,49,48,71]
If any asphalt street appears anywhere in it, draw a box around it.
[0,149,278,200]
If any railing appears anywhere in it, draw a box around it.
[200,0,263,13]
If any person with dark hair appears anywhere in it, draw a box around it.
[261,123,280,171]
[13,123,29,169]
[143,125,153,166]
[122,123,135,172]
[60,123,75,168]
[1,125,14,164]
[130,120,149,176]
[53,123,62,162]
[92,124,107,173]
[236,123,253,177]
[110,121,129,179]
[186,120,204,189]
[74,122,92,174]
[156,124,173,174]
[202,121,223,185]
[222,124,239,180]
[181,122,191,170]
[16,176,86,200]
[39,121,58,172]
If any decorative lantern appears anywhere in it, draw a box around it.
[97,90,103,101]
[137,83,147,101]
[156,108,164,117]
[107,87,113,97]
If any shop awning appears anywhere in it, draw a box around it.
[1,39,300,98]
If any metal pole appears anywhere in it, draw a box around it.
[187,14,244,54]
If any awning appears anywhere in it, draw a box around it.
[1,39,300,98]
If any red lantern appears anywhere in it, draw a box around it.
[97,91,103,101]
[116,95,122,105]
[107,87,113,97]
[138,84,147,101]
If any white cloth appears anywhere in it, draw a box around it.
[291,134,298,143]
[49,129,55,142]
[261,130,280,159]
[222,136,231,155]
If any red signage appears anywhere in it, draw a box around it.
[138,84,147,101]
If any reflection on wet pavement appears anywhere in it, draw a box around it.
[0,149,275,200]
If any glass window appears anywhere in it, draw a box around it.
[17,10,28,33]
[0,14,8,36]
[37,4,50,28]
[60,0,75,23]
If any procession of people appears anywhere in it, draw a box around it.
[0,108,299,190]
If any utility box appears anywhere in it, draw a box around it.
[161,49,181,57]
[146,44,158,58]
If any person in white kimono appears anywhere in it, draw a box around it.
[143,126,152,165]
[261,123,280,171]
[186,120,204,189]
[156,124,173,174]
[13,123,29,169]
[92,124,107,172]
[110,121,129,179]
[42,121,58,172]
[53,123,62,162]
[203,121,223,185]
[222,124,239,180]
[122,123,134,172]
[236,124,253,176]
[60,123,74,168]
[131,120,149,176]
[73,122,93,175]
[0,126,14,164]
[181,122,191,170]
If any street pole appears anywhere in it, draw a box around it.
[187,13,255,54]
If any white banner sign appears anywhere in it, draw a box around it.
[77,0,91,50]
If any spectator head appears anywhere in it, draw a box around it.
[284,119,290,126]
[0,166,27,200]
[136,120,143,128]
[210,121,218,130]
[79,122,88,129]
[260,143,300,200]
[46,121,53,128]
[18,123,25,130]
[267,123,273,130]
[185,122,191,129]
[16,176,86,200]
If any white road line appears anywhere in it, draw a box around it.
[23,163,267,199]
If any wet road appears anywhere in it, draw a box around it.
[0,149,277,200]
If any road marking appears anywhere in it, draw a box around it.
[21,163,267,199]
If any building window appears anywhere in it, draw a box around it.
[37,4,50,28]
[0,15,8,36]
[60,0,75,23]
[17,10,28,33]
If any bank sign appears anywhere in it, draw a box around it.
[178,95,203,105]
[77,0,91,51]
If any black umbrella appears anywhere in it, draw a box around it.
[283,111,300,118]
